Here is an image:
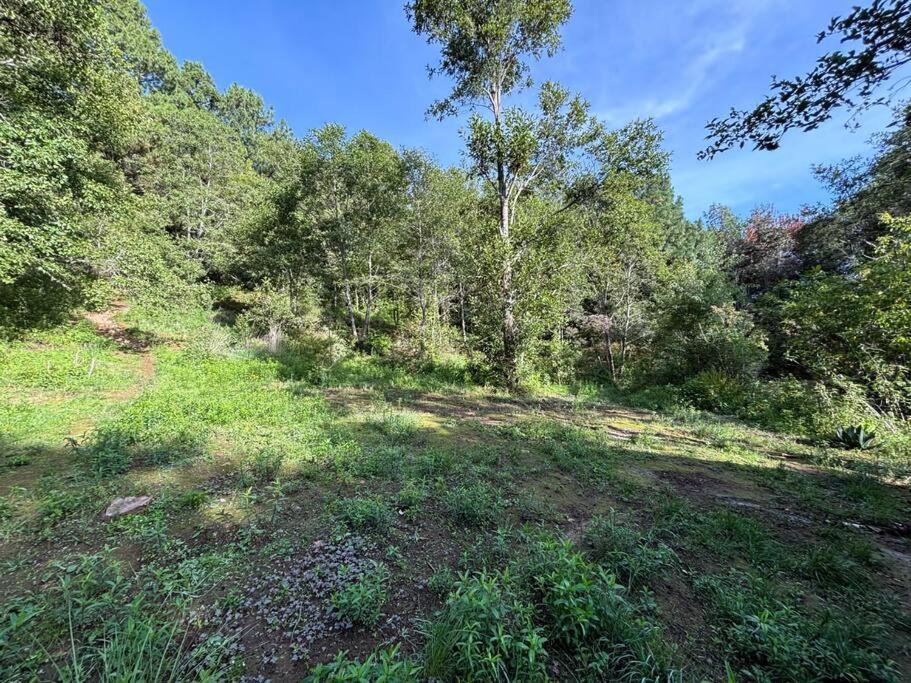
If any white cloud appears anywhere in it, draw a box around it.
[617,36,745,121]
[599,0,777,123]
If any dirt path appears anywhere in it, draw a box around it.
[85,302,156,384]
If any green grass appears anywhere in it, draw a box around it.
[584,511,677,590]
[697,570,900,682]
[441,481,504,526]
[0,322,141,393]
[331,495,396,533]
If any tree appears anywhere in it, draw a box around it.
[397,152,476,352]
[701,0,911,158]
[648,263,767,384]
[799,103,911,272]
[247,125,406,344]
[219,83,274,152]
[103,0,178,94]
[126,96,265,277]
[777,214,911,416]
[407,0,598,387]
[577,119,672,381]
[727,207,804,298]
[0,0,141,327]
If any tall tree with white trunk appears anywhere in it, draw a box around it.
[407,0,597,388]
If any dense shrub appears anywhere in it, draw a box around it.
[681,370,749,413]
[647,270,768,385]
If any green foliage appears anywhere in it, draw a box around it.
[305,645,420,682]
[702,3,911,157]
[681,370,749,413]
[0,548,229,681]
[795,542,866,588]
[77,348,327,474]
[331,496,395,533]
[369,409,420,442]
[331,561,390,627]
[833,425,878,451]
[441,481,504,526]
[0,0,141,328]
[648,268,768,384]
[175,490,210,511]
[775,214,911,417]
[583,512,676,590]
[235,282,318,352]
[421,571,548,682]
[0,323,138,392]
[732,376,895,446]
[2,2,911,678]
[36,487,94,528]
[238,447,285,485]
[396,479,427,512]
[64,611,231,682]
[697,571,899,683]
[520,537,678,680]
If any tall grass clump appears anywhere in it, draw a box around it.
[421,571,547,681]
[697,570,899,682]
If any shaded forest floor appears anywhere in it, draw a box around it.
[1,305,909,681]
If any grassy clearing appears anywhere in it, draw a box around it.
[0,306,909,681]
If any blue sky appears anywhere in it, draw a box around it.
[144,0,899,220]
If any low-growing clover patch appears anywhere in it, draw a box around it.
[196,535,380,665]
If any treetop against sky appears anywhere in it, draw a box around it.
[145,0,903,219]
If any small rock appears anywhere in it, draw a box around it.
[104,495,152,518]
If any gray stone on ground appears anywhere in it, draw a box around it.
[104,495,152,518]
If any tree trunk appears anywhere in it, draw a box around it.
[499,173,519,389]
[459,280,468,346]
[418,284,428,336]
[343,278,357,341]
[490,81,519,390]
[501,259,518,389]
[267,323,283,354]
[362,253,373,341]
